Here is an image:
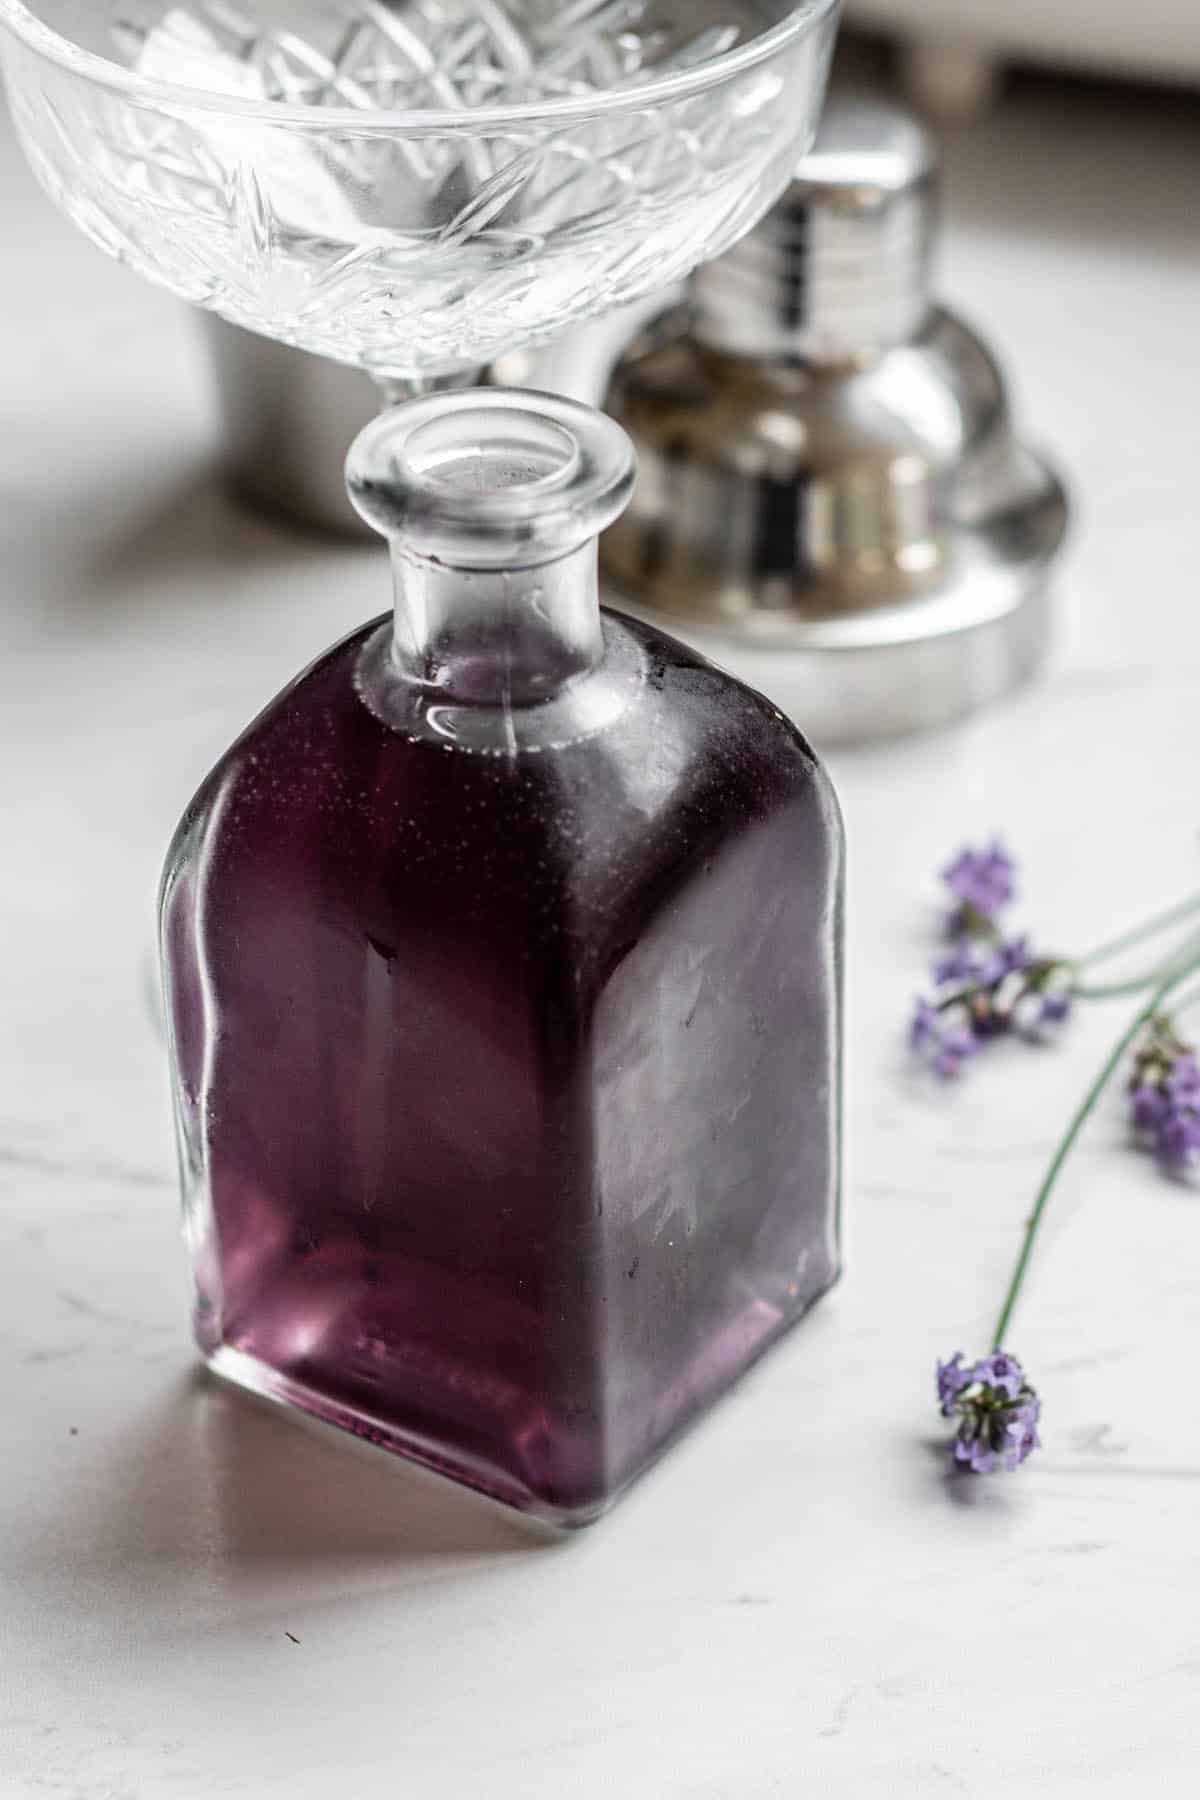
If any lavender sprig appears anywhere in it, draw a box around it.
[913,840,1072,1079]
[912,843,1200,1080]
[910,1001,976,1079]
[1129,1013,1200,1168]
[942,841,1017,937]
[937,1353,1041,1474]
[911,940,1075,1078]
[939,953,1200,1474]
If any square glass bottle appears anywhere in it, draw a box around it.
[160,391,843,1525]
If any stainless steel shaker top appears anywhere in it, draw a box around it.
[691,98,936,364]
[599,95,1069,736]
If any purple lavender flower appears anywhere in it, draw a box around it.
[1039,991,1073,1026]
[956,1392,1042,1474]
[1012,975,1076,1042]
[934,935,1029,994]
[1004,1396,1042,1469]
[911,999,976,1079]
[913,947,1073,1075]
[1131,1084,1170,1131]
[934,943,987,986]
[938,1350,1041,1474]
[936,1352,972,1415]
[910,999,939,1050]
[942,841,1016,933]
[1159,1110,1200,1165]
[935,1036,974,1079]
[1167,1058,1200,1106]
[1129,1021,1200,1168]
[980,937,1032,984]
[972,1350,1024,1399]
[911,841,1073,1078]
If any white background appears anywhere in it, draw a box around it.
[2,66,1200,1798]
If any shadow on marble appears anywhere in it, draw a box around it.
[82,465,349,605]
[920,1436,1024,1513]
[4,460,361,632]
[74,1368,550,1579]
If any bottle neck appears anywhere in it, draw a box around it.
[347,389,635,717]
[389,540,605,706]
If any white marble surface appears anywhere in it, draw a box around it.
[3,72,1200,1800]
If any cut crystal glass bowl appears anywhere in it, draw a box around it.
[0,0,839,377]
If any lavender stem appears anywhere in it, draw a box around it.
[1074,930,1200,1000]
[1076,891,1200,971]
[991,954,1200,1351]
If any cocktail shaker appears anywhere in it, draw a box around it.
[599,96,1070,741]
[200,318,535,537]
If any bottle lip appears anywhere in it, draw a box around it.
[347,389,636,568]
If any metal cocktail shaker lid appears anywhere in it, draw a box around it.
[599,96,1070,741]
[692,98,936,363]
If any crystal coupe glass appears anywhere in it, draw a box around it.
[0,0,839,387]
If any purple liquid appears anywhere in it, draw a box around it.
[161,611,842,1524]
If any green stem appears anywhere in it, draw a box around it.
[1073,929,1200,1001]
[1077,891,1200,970]
[991,954,1200,1351]
[1074,975,1163,1000]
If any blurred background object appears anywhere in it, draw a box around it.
[201,318,537,537]
[202,321,390,539]
[597,94,1069,744]
[845,0,1200,120]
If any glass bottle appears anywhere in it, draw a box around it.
[160,390,844,1527]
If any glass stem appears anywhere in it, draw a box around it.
[375,369,486,411]
[991,953,1200,1352]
